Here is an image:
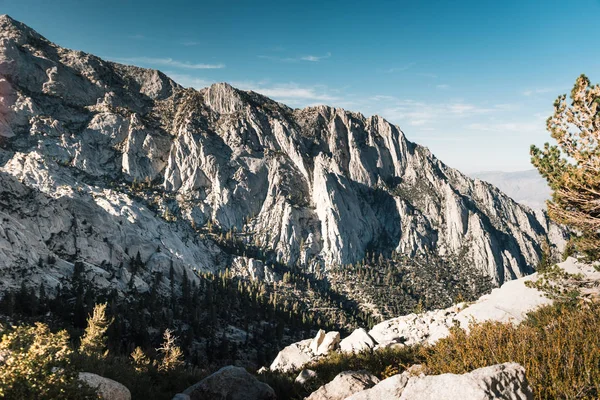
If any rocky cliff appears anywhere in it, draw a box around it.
[0,15,565,293]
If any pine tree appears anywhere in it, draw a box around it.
[531,74,600,259]
[156,329,184,372]
[130,346,150,372]
[79,303,113,358]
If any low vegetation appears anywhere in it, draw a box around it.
[264,299,600,400]
[0,304,206,400]
[0,323,97,400]
[258,345,424,399]
[425,301,600,399]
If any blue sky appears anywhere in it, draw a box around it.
[3,0,600,172]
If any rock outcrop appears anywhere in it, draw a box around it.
[178,366,276,400]
[345,363,533,400]
[305,370,379,400]
[339,328,377,354]
[269,338,314,372]
[399,363,533,399]
[78,372,131,400]
[0,14,566,295]
[268,257,600,372]
[269,329,343,372]
[345,374,411,400]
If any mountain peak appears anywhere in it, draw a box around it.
[0,14,46,45]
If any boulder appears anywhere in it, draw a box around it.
[316,331,340,355]
[182,366,276,400]
[346,363,531,400]
[257,366,268,374]
[399,362,533,400]
[339,328,377,354]
[306,370,379,400]
[368,305,461,347]
[345,373,410,400]
[310,329,326,354]
[171,395,191,400]
[295,369,318,384]
[78,372,131,400]
[269,338,313,372]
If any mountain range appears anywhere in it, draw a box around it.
[0,13,565,303]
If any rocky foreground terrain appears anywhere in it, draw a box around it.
[0,15,565,299]
[162,257,599,400]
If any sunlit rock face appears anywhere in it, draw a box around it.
[0,14,565,293]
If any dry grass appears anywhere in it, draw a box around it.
[423,301,600,399]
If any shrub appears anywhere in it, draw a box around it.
[0,323,98,400]
[423,302,600,399]
[156,329,184,372]
[258,345,424,399]
[79,303,112,358]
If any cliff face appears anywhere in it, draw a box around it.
[0,15,565,292]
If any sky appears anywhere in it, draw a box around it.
[2,0,600,172]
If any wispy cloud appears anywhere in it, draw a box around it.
[165,73,213,89]
[163,73,341,106]
[377,99,503,127]
[522,88,554,96]
[417,72,438,79]
[384,62,416,73]
[436,84,450,90]
[300,52,331,62]
[233,81,339,103]
[258,52,332,63]
[181,41,200,47]
[110,56,225,69]
[128,34,145,40]
[467,121,544,134]
[370,95,397,102]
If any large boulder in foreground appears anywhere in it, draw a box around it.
[78,372,131,400]
[346,363,532,400]
[400,362,533,399]
[345,373,410,400]
[306,370,379,400]
[180,366,276,400]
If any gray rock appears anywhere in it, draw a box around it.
[345,373,410,400]
[347,363,532,400]
[182,366,276,400]
[398,362,533,400]
[0,15,567,295]
[316,331,340,356]
[78,372,131,400]
[295,369,318,384]
[171,394,191,400]
[310,329,326,354]
[339,328,377,354]
[306,370,379,400]
[269,338,314,372]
